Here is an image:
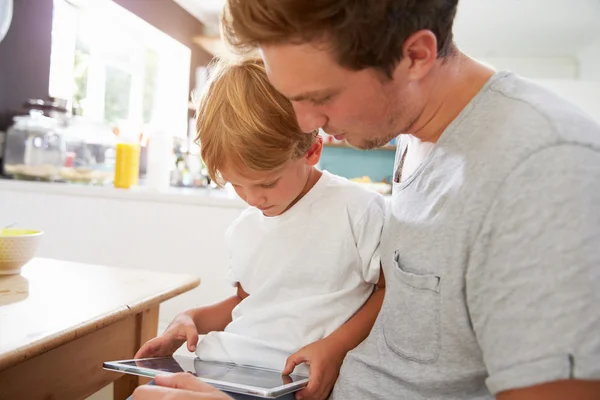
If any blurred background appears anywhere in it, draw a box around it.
[0,0,598,188]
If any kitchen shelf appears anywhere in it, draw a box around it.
[322,142,397,151]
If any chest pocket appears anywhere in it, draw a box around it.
[382,250,441,363]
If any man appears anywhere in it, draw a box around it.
[135,0,600,399]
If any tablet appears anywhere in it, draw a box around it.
[103,355,309,398]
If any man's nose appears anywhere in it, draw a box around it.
[293,102,327,133]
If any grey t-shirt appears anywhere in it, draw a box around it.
[331,72,600,399]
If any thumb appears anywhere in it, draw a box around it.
[282,353,304,376]
[185,326,199,352]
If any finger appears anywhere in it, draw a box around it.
[155,372,221,393]
[135,338,164,359]
[296,367,323,400]
[185,325,199,352]
[282,353,305,375]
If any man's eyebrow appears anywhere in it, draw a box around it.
[288,89,335,102]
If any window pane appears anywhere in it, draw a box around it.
[104,66,132,124]
[73,37,90,113]
[142,48,159,124]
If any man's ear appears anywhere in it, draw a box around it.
[402,29,438,81]
[305,135,323,166]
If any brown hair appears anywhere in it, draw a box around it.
[222,0,459,78]
[195,58,315,186]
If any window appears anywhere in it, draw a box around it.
[49,0,191,138]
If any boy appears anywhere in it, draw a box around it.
[135,58,386,400]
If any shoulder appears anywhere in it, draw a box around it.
[454,73,600,196]
[225,206,261,244]
[319,171,386,220]
[483,73,600,149]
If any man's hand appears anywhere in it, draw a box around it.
[132,373,234,399]
[282,338,345,400]
[135,311,199,359]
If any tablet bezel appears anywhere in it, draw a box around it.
[103,356,309,398]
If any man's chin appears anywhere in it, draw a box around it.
[346,137,385,151]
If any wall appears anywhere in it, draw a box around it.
[578,38,600,82]
[320,146,396,182]
[532,80,600,124]
[0,0,212,114]
[475,56,579,80]
[0,0,54,112]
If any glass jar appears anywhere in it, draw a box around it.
[4,110,65,182]
[59,117,117,185]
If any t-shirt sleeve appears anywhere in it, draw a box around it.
[467,144,600,395]
[354,194,386,285]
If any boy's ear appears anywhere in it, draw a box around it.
[305,135,323,166]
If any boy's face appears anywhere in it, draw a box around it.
[220,142,322,217]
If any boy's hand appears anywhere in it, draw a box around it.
[282,338,346,400]
[134,311,199,359]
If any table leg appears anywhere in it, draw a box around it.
[113,305,159,400]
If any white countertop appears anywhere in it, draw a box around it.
[0,179,246,209]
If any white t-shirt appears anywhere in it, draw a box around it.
[196,171,385,374]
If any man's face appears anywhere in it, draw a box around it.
[261,42,423,149]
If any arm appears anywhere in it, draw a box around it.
[189,284,249,334]
[467,145,600,397]
[322,269,385,355]
[135,284,249,358]
[497,380,600,400]
[326,194,387,354]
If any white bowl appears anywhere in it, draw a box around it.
[0,229,43,275]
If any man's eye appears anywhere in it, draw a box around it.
[312,96,331,106]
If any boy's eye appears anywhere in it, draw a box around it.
[261,181,278,189]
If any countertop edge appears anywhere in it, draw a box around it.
[0,179,246,209]
[0,273,200,371]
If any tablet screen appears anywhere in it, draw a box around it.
[111,356,308,391]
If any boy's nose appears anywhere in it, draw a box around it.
[245,193,266,208]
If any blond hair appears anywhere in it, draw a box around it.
[195,58,315,186]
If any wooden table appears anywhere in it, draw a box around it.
[0,258,200,400]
